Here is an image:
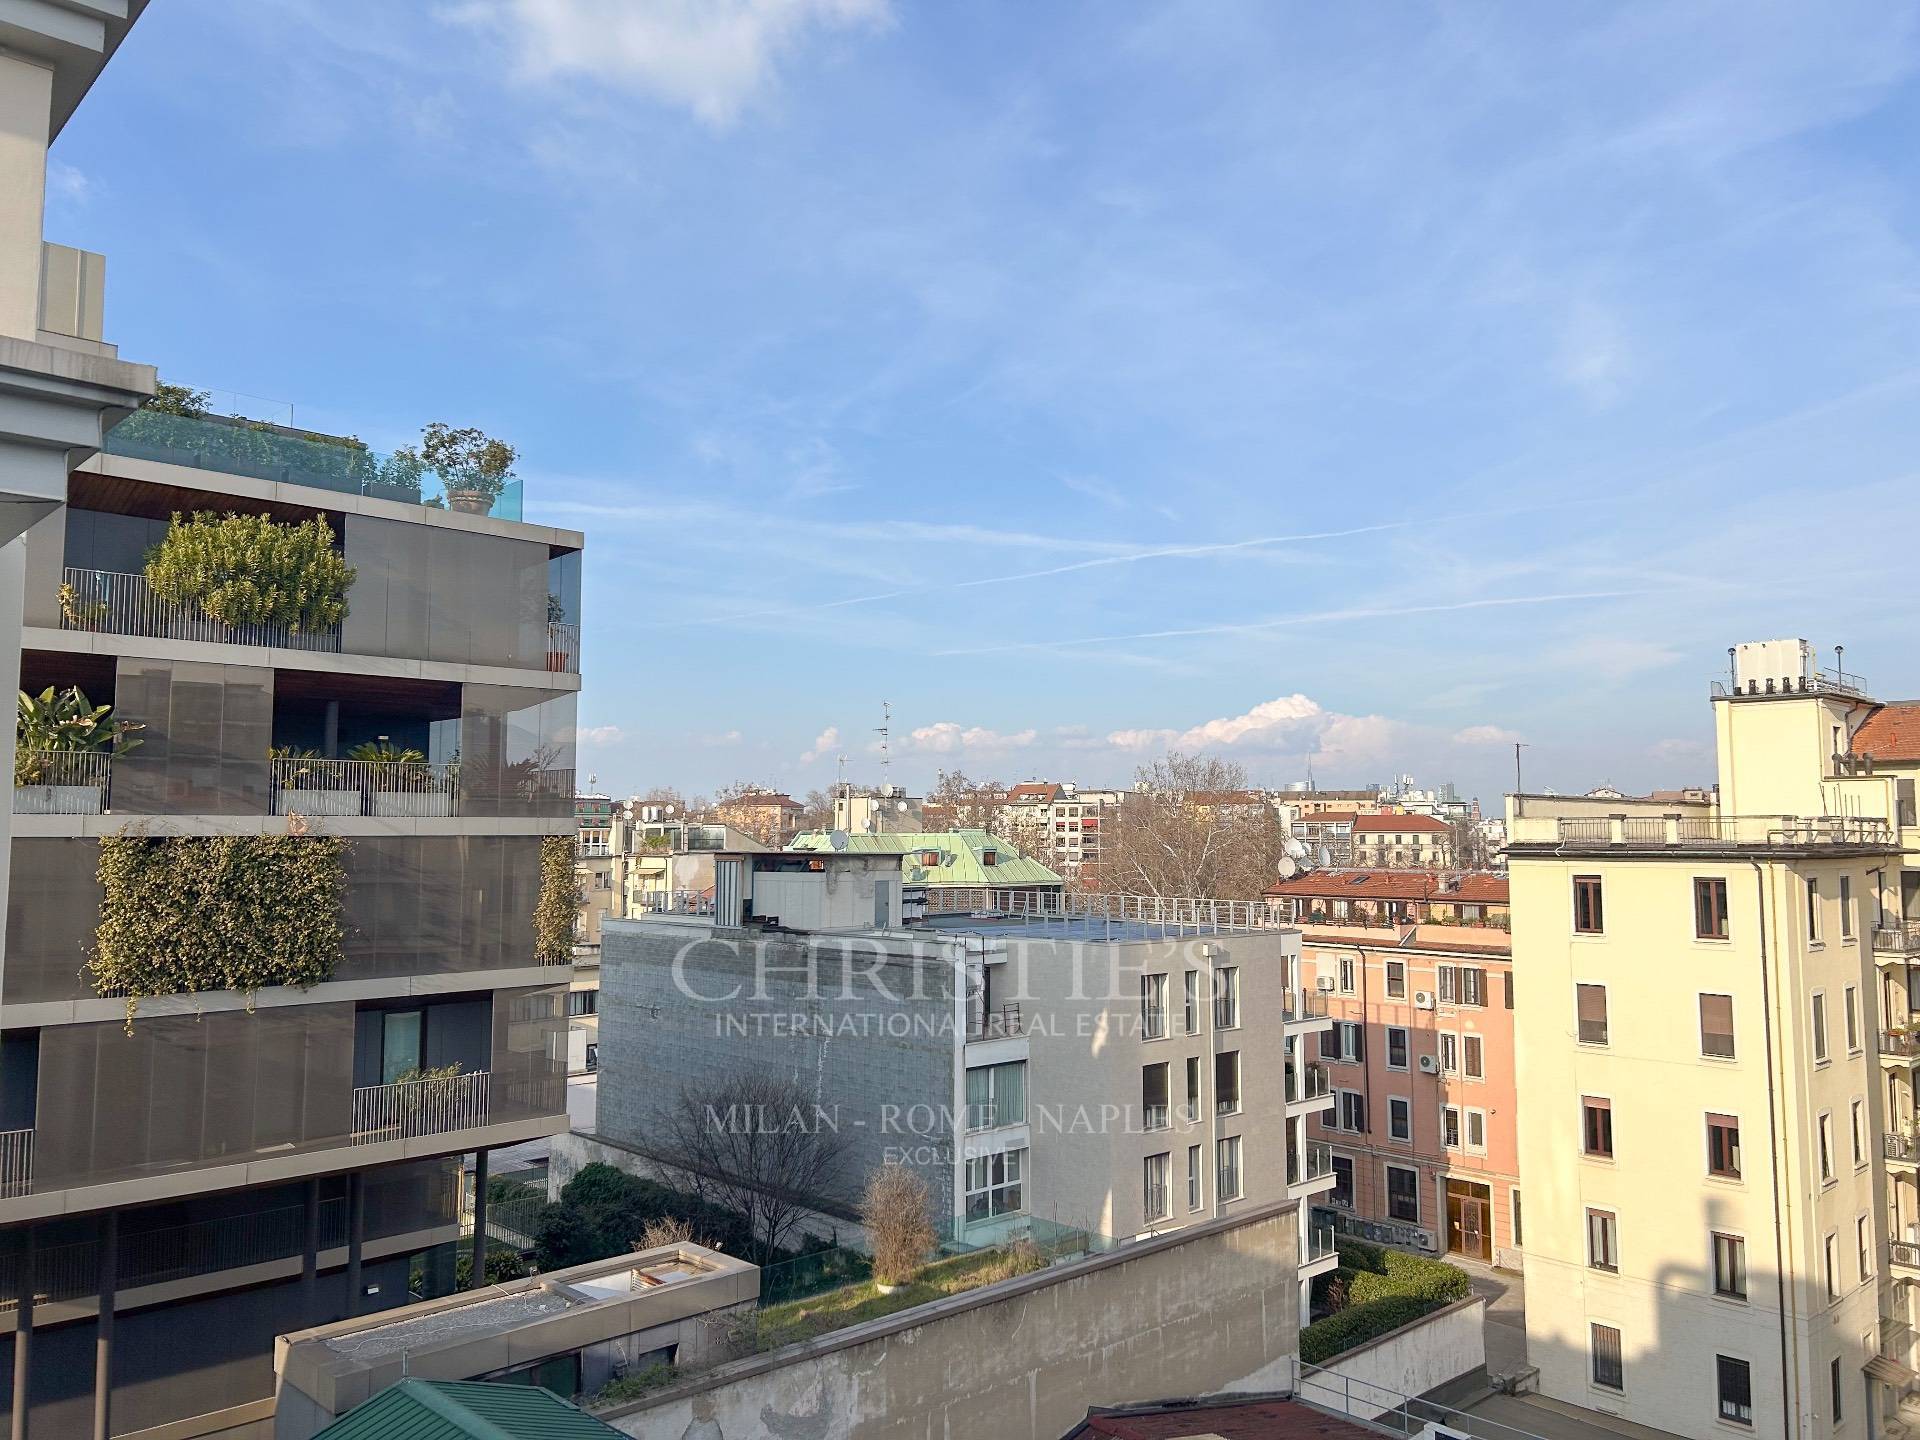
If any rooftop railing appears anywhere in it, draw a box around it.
[13,752,113,814]
[1711,667,1869,701]
[103,409,525,521]
[921,887,1289,938]
[270,757,456,818]
[60,567,343,652]
[634,889,715,917]
[351,1070,490,1144]
[1519,812,1894,850]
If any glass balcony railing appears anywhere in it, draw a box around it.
[103,410,525,522]
[1306,1220,1337,1262]
[1288,1139,1334,1187]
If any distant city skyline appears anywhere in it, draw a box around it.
[48,1,1920,801]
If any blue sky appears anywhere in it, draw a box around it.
[48,1,1920,804]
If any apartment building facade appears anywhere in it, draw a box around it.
[1509,639,1912,1440]
[597,858,1339,1319]
[0,20,579,1433]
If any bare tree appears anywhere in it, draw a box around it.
[860,1164,937,1287]
[924,770,1009,832]
[707,780,790,846]
[1446,814,1492,871]
[796,788,835,833]
[1099,753,1290,901]
[651,1074,852,1263]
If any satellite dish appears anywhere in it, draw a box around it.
[896,800,909,813]
[829,829,849,851]
[1283,837,1308,860]
[1276,855,1298,879]
[1318,846,1333,868]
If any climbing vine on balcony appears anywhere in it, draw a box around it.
[144,510,356,633]
[535,835,581,966]
[91,829,349,1028]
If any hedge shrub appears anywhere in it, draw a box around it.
[1299,1240,1471,1364]
[535,835,579,965]
[144,510,355,634]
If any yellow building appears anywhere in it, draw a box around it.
[1510,638,1919,1440]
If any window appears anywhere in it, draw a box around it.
[1859,1214,1872,1282]
[1812,991,1829,1063]
[1187,1144,1203,1212]
[1214,966,1240,1029]
[1214,1051,1241,1116]
[1338,956,1356,994]
[1216,1136,1243,1201]
[1832,1355,1844,1427]
[1576,983,1608,1045]
[1463,1035,1484,1079]
[1330,1154,1354,1208]
[1184,1055,1202,1122]
[1440,1033,1459,1074]
[1695,877,1730,939]
[1574,875,1605,934]
[1700,993,1736,1058]
[964,1149,1024,1220]
[1583,1096,1613,1158]
[1841,875,1854,940]
[1852,1100,1866,1168]
[1844,986,1860,1053]
[1824,1233,1838,1300]
[1183,970,1199,1033]
[1465,1108,1486,1151]
[1442,1105,1462,1149]
[1587,1209,1618,1271]
[1717,1355,1752,1426]
[1326,1021,1364,1063]
[1819,1112,1835,1183]
[1141,973,1168,1039]
[1142,1062,1170,1131]
[567,989,598,1017]
[1712,1232,1747,1299]
[1386,960,1407,1000]
[1144,1152,1171,1221]
[1707,1114,1741,1178]
[1388,1096,1411,1141]
[1338,1089,1367,1134]
[1591,1323,1624,1391]
[1807,877,1821,942]
[1511,1190,1523,1246]
[1386,1026,1409,1070]
[966,1062,1027,1131]
[1439,965,1486,1007]
[1386,1163,1418,1222]
[1504,972,1516,1010]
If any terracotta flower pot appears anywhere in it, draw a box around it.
[448,489,493,515]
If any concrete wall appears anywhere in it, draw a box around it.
[604,1200,1302,1440]
[1299,1296,1486,1422]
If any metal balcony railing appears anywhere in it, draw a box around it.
[635,889,714,916]
[12,752,113,813]
[1541,812,1893,849]
[1887,1131,1920,1164]
[1140,1004,1168,1040]
[270,757,457,818]
[59,567,343,653]
[1144,1103,1171,1131]
[1712,668,1868,701]
[1288,1061,1333,1104]
[920,887,1288,937]
[1892,1239,1920,1272]
[1288,1140,1334,1187]
[967,1003,1023,1041]
[1882,1031,1920,1058]
[351,1070,490,1143]
[1875,922,1920,956]
[0,1129,31,1200]
[546,622,580,674]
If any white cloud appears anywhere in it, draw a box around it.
[451,0,891,128]
[577,724,625,744]
[1452,724,1522,745]
[45,161,90,206]
[897,722,1038,754]
[701,728,744,746]
[1108,693,1325,751]
[800,725,840,763]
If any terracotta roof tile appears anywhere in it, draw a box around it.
[1851,702,1920,763]
[1266,869,1507,904]
[1350,812,1450,834]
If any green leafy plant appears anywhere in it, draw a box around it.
[455,1244,529,1290]
[1300,1241,1471,1363]
[16,687,142,785]
[420,422,517,506]
[144,382,211,418]
[547,592,567,625]
[91,829,348,1028]
[345,740,426,764]
[56,581,109,630]
[594,1363,678,1406]
[536,835,581,965]
[144,511,355,633]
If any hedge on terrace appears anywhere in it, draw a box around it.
[1299,1240,1472,1364]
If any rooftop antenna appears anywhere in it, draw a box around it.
[835,752,848,793]
[876,701,891,787]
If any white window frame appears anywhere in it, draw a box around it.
[1812,989,1829,1065]
[1387,1095,1411,1142]
[1216,1135,1243,1202]
[1385,1025,1409,1071]
[1858,1213,1873,1283]
[1439,1032,1459,1074]
[1336,1087,1365,1134]
[1384,1161,1419,1223]
[1338,956,1356,994]
[1818,1111,1835,1184]
[1441,1104,1462,1150]
[1187,1143,1203,1212]
[1465,1106,1487,1153]
[1143,1151,1171,1222]
[1852,1099,1866,1169]
[1844,985,1860,1054]
[1463,1033,1485,1080]
[964,1148,1025,1221]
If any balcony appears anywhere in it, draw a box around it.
[1888,1131,1920,1166]
[1305,1220,1338,1265]
[13,751,113,814]
[102,409,525,521]
[59,567,342,653]
[0,1130,30,1201]
[1288,1139,1334,1187]
[546,622,580,675]
[1877,922,1920,959]
[1516,811,1894,851]
[1883,1032,1920,1062]
[1892,1239,1920,1275]
[1287,1061,1333,1105]
[967,1004,1024,1042]
[1282,991,1331,1023]
[351,1071,491,1144]
[270,757,456,818]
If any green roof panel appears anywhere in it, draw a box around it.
[787,828,1063,888]
[315,1380,625,1440]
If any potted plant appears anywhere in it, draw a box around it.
[145,511,355,640]
[546,593,573,671]
[15,687,141,814]
[269,744,361,816]
[57,580,109,632]
[420,422,517,515]
[347,739,447,818]
[366,444,427,505]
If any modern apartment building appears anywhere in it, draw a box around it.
[0,16,581,1433]
[596,856,1339,1320]
[999,781,1124,877]
[1508,638,1912,1440]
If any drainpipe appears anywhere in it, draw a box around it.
[1750,861,1797,1440]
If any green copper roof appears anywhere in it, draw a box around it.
[788,828,1062,888]
[315,1380,623,1440]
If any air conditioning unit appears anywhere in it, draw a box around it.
[1417,1054,1440,1074]
[1413,990,1436,1010]
[1316,976,1336,992]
